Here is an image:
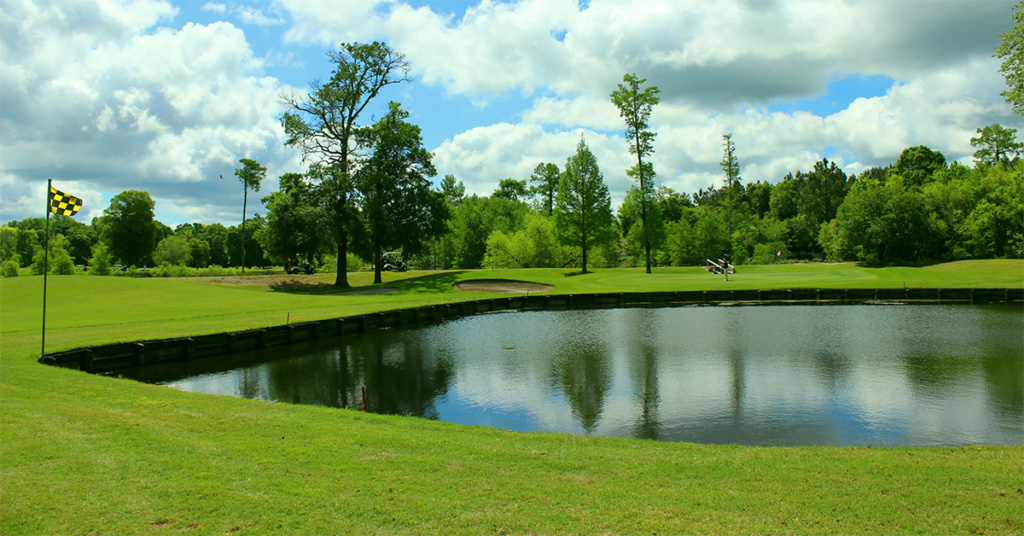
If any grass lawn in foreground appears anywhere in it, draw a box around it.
[2,261,1022,535]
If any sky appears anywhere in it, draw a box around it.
[1,0,1020,228]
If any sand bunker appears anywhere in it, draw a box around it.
[453,279,554,293]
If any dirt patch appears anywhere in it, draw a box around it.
[453,279,554,293]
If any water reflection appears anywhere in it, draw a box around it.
[119,305,1024,447]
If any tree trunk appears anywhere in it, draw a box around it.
[373,241,382,285]
[334,236,349,287]
[241,186,247,274]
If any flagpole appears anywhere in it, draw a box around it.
[42,179,51,358]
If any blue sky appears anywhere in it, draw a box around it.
[1,0,1019,227]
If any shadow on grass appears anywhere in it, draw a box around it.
[392,271,466,294]
[268,279,337,294]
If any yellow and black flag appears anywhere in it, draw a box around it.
[49,185,83,216]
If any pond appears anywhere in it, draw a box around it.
[118,304,1024,447]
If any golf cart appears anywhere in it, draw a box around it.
[381,251,407,272]
[285,258,315,275]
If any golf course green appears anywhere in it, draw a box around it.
[2,261,1022,535]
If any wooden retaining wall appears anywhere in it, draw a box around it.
[39,287,1022,374]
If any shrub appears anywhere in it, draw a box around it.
[1,260,19,278]
[89,244,113,276]
[151,262,193,278]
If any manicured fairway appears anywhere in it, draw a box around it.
[2,262,1022,535]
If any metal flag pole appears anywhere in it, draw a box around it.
[42,179,51,358]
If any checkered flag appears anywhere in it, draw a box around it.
[49,186,83,217]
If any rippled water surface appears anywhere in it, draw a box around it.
[120,305,1024,446]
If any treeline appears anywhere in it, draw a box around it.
[414,141,1023,271]
[0,189,271,277]
[2,138,1019,279]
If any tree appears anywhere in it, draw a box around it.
[153,236,191,266]
[720,133,740,189]
[800,158,853,229]
[281,41,410,287]
[971,123,1023,166]
[892,145,946,187]
[553,136,616,274]
[102,190,157,267]
[483,212,567,269]
[530,162,561,216]
[355,102,447,284]
[996,1,1024,115]
[233,158,266,273]
[259,171,333,267]
[0,226,16,263]
[440,174,465,207]
[493,178,529,202]
[88,243,113,275]
[611,73,661,273]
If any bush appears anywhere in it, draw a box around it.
[197,265,236,277]
[125,265,139,277]
[151,262,193,278]
[1,260,19,278]
[89,244,113,276]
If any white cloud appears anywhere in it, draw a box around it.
[201,2,226,13]
[0,0,297,225]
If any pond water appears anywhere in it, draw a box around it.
[119,305,1024,446]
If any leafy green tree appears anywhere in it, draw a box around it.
[31,234,75,275]
[996,1,1024,115]
[0,260,18,277]
[619,186,666,267]
[226,215,267,269]
[611,73,661,273]
[101,190,157,267]
[450,195,529,269]
[281,41,410,287]
[187,238,211,268]
[554,137,616,274]
[233,158,266,273]
[892,145,946,187]
[440,174,465,207]
[153,236,191,266]
[355,102,447,284]
[0,226,16,263]
[799,158,853,241]
[89,243,113,275]
[971,123,1023,166]
[195,223,229,267]
[259,171,333,267]
[483,213,567,269]
[493,178,529,202]
[720,133,740,189]
[530,162,561,216]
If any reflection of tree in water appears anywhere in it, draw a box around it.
[553,343,611,434]
[726,346,745,425]
[630,343,660,440]
[261,333,455,419]
[982,354,1023,419]
[357,335,454,420]
[624,308,662,440]
[899,354,974,398]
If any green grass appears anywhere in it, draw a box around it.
[2,261,1023,535]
